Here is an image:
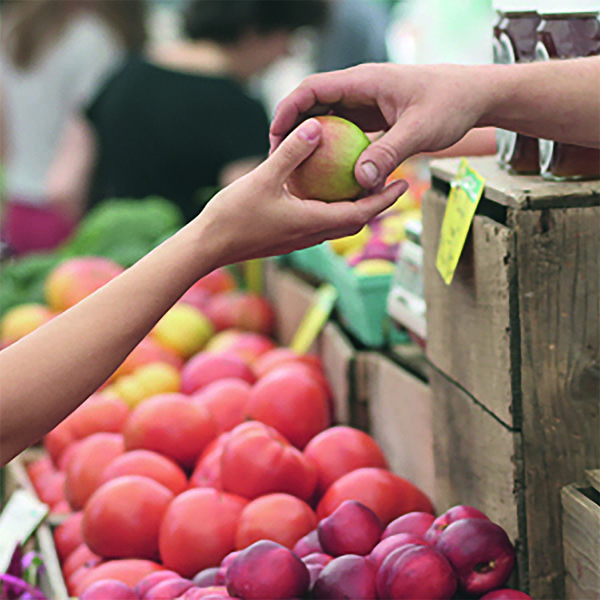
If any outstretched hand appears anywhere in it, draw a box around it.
[199,117,408,268]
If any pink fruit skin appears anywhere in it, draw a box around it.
[376,544,457,600]
[293,529,323,558]
[193,567,225,587]
[480,590,533,600]
[313,554,376,600]
[436,518,515,596]
[178,587,230,600]
[369,533,428,571]
[383,512,436,539]
[225,540,309,600]
[318,500,383,556]
[135,570,180,597]
[425,505,489,545]
[80,580,138,600]
[145,578,194,600]
[220,551,240,569]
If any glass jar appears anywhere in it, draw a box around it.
[536,1,600,180]
[493,1,541,174]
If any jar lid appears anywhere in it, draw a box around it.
[537,0,599,14]
[493,0,539,12]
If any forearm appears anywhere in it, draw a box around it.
[0,221,218,465]
[476,58,600,148]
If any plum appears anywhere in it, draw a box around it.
[425,505,489,545]
[383,512,436,539]
[313,555,376,600]
[80,579,138,600]
[292,530,323,558]
[369,533,428,571]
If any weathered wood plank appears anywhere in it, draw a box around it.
[428,368,521,544]
[587,470,600,494]
[516,206,600,600]
[430,156,600,209]
[422,187,516,426]
[561,484,600,600]
[357,353,435,501]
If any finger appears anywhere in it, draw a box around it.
[262,118,322,183]
[355,116,423,189]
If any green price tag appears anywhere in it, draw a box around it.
[290,283,338,355]
[436,158,485,285]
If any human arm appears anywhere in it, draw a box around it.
[0,118,407,466]
[45,114,97,221]
[270,58,600,190]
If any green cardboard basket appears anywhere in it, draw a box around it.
[287,243,330,281]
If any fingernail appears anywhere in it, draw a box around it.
[361,161,380,186]
[297,119,320,141]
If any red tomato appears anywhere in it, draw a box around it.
[246,368,330,449]
[102,450,187,495]
[253,349,323,379]
[65,433,125,510]
[316,468,434,525]
[111,337,183,380]
[62,544,101,578]
[191,268,237,295]
[189,432,231,489]
[193,378,251,433]
[75,559,164,597]
[235,493,317,550]
[181,353,256,395]
[36,470,66,506]
[68,393,129,439]
[26,456,54,486]
[83,475,174,560]
[123,394,217,469]
[44,419,76,466]
[204,292,273,335]
[220,422,317,502]
[57,440,82,471]
[304,426,388,496]
[159,488,248,577]
[54,512,84,562]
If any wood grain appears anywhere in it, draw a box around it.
[561,484,600,600]
[357,353,435,501]
[429,157,600,209]
[516,206,600,600]
[422,187,516,426]
[587,470,600,493]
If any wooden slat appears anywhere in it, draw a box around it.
[358,353,435,501]
[561,484,600,600]
[422,187,516,426]
[587,470,600,494]
[429,156,600,209]
[516,206,600,600]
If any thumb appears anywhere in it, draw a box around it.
[263,118,322,183]
[355,119,421,189]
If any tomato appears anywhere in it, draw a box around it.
[62,544,101,578]
[74,559,164,597]
[180,353,256,395]
[193,378,251,433]
[253,349,324,379]
[316,468,434,525]
[57,440,82,471]
[67,393,129,439]
[189,432,231,489]
[246,368,330,449]
[26,456,54,486]
[102,450,187,495]
[54,511,84,562]
[36,470,66,506]
[159,488,247,577]
[192,268,237,295]
[123,394,217,469]
[111,337,183,380]
[220,422,317,502]
[304,426,388,496]
[65,433,125,510]
[83,475,174,559]
[235,493,317,550]
[204,292,273,335]
[44,419,76,466]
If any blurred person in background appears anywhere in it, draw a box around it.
[0,0,147,255]
[49,0,327,224]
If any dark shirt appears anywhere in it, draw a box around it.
[85,55,270,222]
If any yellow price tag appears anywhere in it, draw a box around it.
[436,158,485,285]
[290,283,338,355]
[244,259,264,294]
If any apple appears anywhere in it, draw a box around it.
[318,500,383,556]
[383,512,436,539]
[369,533,428,571]
[425,505,489,545]
[312,554,376,600]
[225,540,309,599]
[293,530,323,558]
[480,589,533,599]
[436,518,515,596]
[375,543,457,600]
[287,116,370,202]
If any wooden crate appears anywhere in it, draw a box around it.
[562,470,600,600]
[2,450,69,600]
[355,352,435,502]
[422,157,600,599]
[264,261,356,425]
